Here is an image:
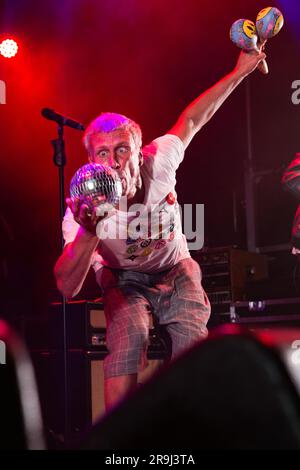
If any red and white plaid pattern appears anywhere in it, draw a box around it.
[101,257,211,378]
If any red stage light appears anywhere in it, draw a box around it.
[0,39,18,58]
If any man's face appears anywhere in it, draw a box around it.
[89,129,143,200]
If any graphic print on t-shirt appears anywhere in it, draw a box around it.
[123,192,178,262]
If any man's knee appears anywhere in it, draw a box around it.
[107,323,149,351]
[167,320,208,359]
[104,324,149,378]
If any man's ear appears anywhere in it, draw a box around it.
[138,151,144,167]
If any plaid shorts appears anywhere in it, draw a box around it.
[100,257,211,379]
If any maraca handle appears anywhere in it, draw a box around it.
[257,58,268,74]
[254,41,268,74]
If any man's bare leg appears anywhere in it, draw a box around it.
[104,374,138,410]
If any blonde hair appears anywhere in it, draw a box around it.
[83,112,142,155]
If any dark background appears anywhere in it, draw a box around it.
[0,0,299,317]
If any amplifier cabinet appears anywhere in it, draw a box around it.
[48,300,106,350]
[48,300,169,355]
[31,300,168,447]
[193,247,268,303]
[230,297,300,327]
[31,349,165,447]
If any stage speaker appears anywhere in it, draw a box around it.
[79,325,300,450]
[90,355,164,423]
[32,349,165,447]
[31,300,169,447]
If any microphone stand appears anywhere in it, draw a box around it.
[51,124,69,447]
[52,124,67,246]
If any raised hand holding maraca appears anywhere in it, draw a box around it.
[230,19,269,74]
[230,7,284,75]
[234,47,267,79]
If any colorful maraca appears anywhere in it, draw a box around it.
[230,19,258,51]
[230,19,268,74]
[256,7,284,41]
[255,7,284,73]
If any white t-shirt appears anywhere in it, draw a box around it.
[62,134,190,275]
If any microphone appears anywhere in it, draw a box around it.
[41,108,85,131]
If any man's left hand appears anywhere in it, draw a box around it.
[235,49,267,78]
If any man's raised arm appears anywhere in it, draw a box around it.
[168,49,266,149]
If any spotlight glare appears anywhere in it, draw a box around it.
[0,39,18,58]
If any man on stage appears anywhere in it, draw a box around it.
[55,48,266,410]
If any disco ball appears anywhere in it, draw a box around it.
[70,163,122,210]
